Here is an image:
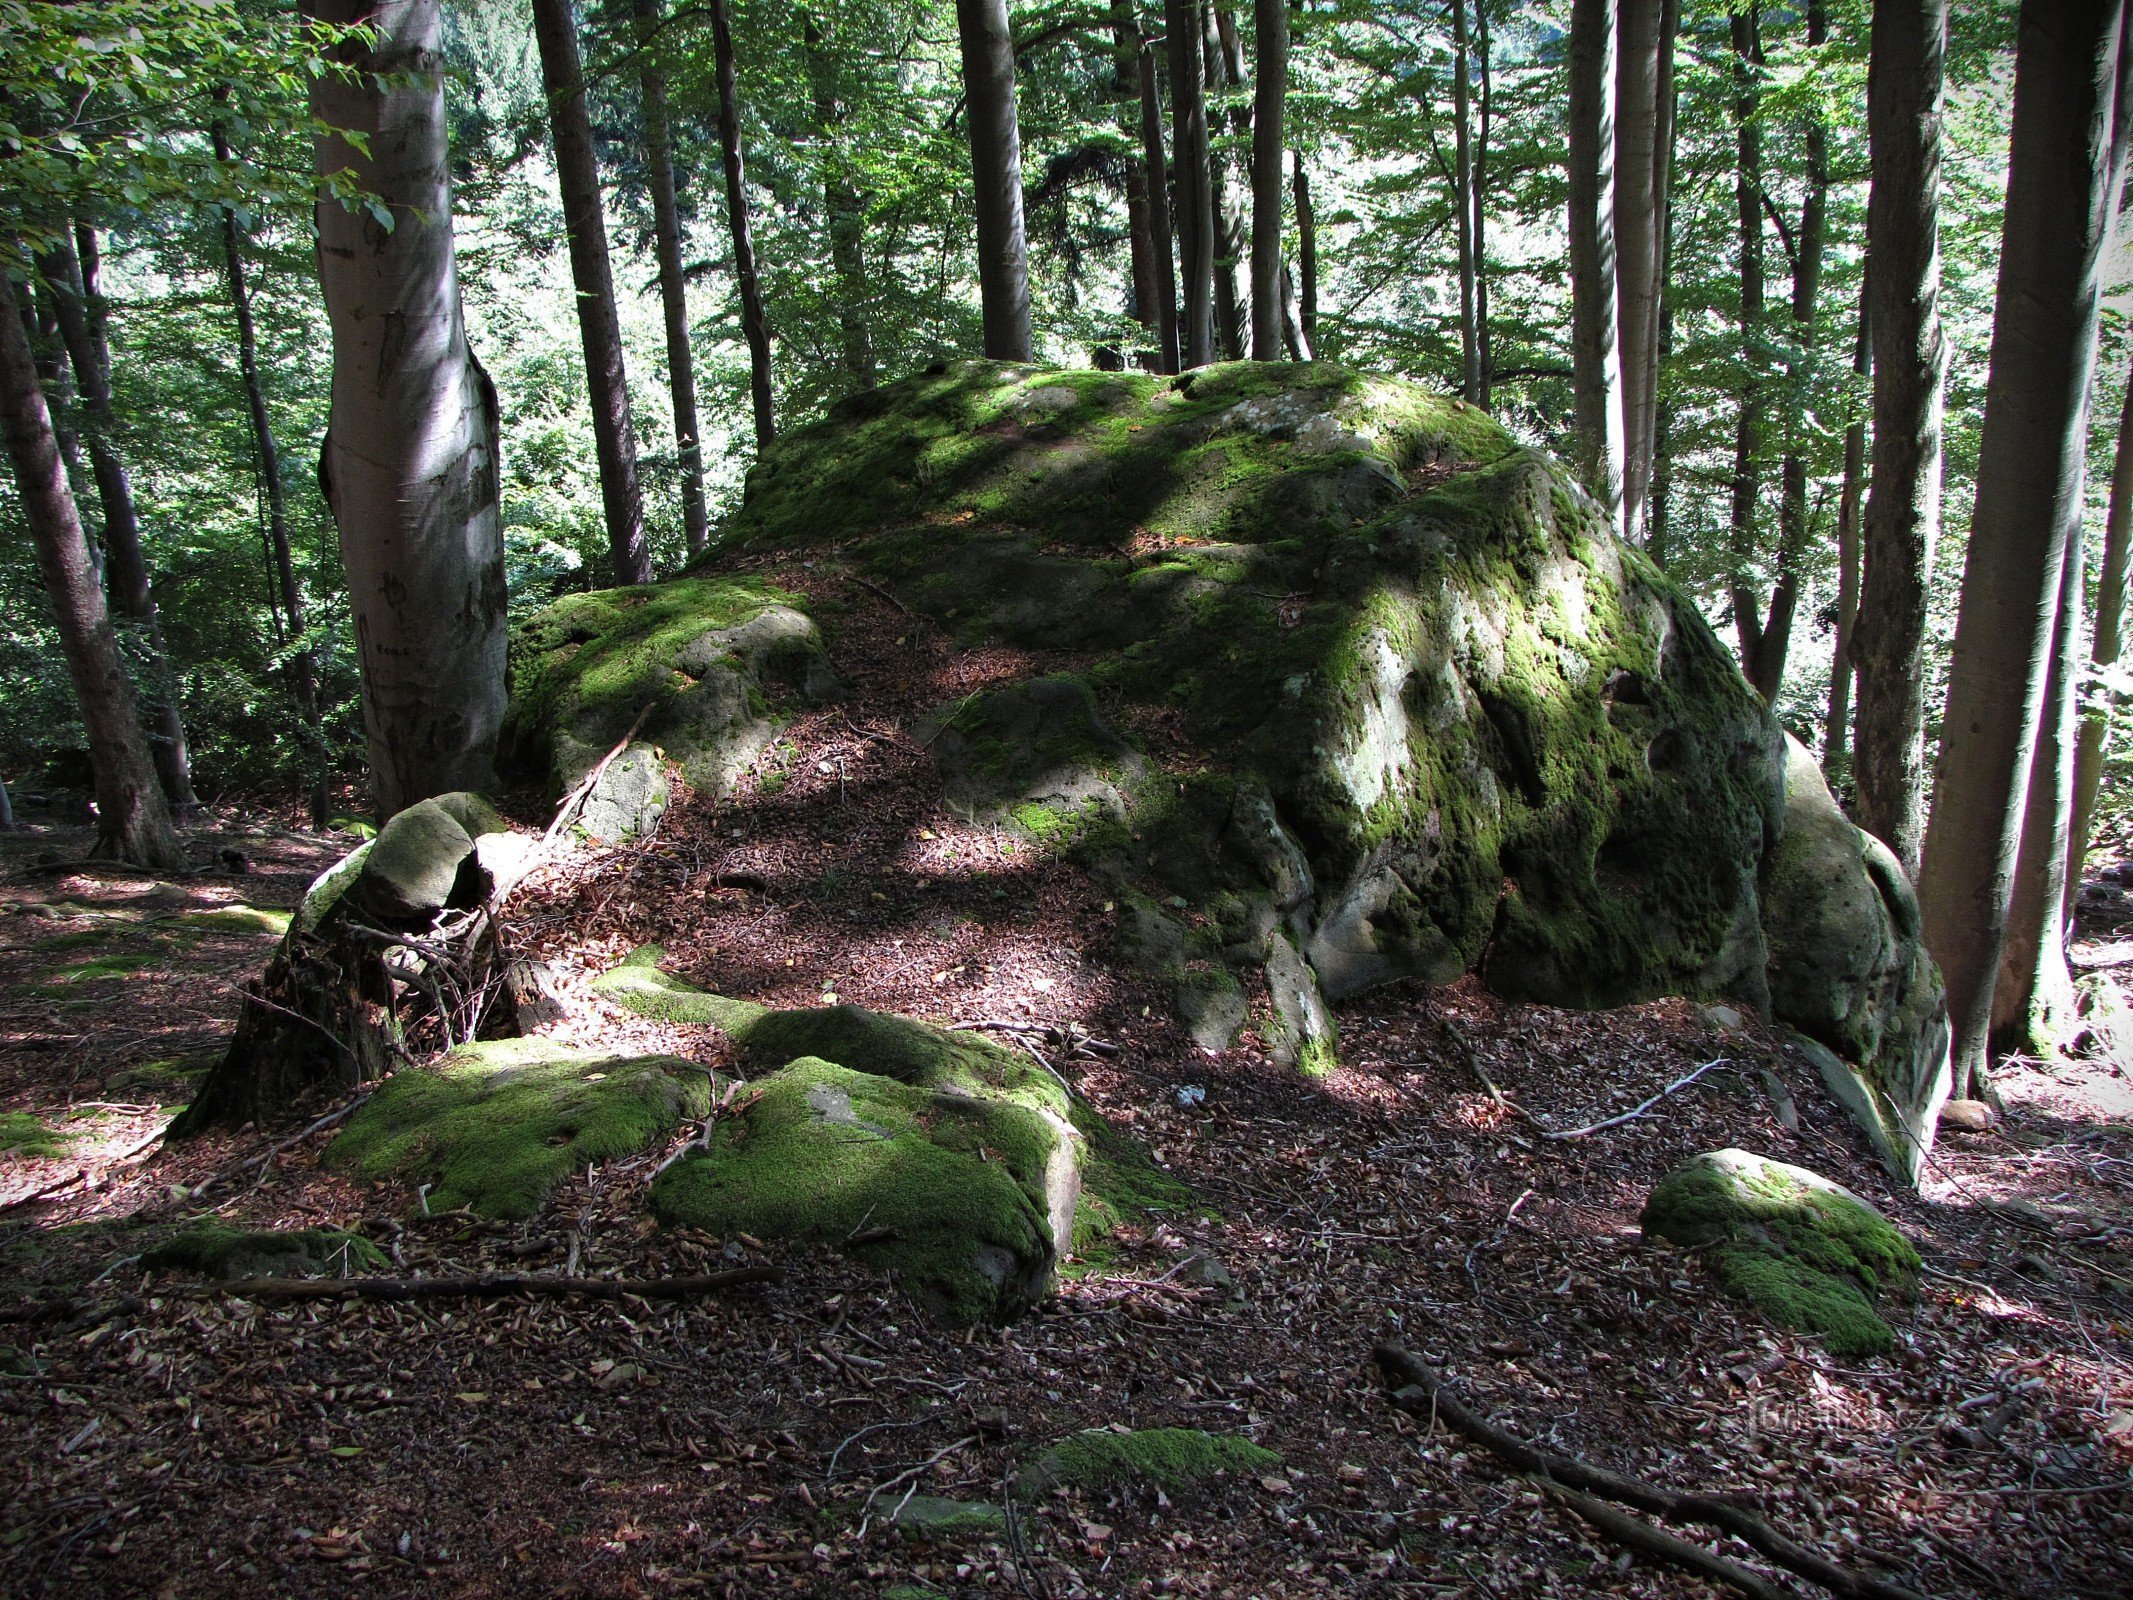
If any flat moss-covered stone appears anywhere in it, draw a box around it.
[1017,1428,1279,1496]
[652,1057,1065,1323]
[142,1223,384,1280]
[881,1496,1009,1540]
[1641,1148,1920,1356]
[327,1039,713,1219]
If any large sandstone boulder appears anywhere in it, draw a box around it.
[509,361,1949,1176]
[1760,737,1952,1182]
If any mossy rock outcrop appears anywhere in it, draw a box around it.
[1017,1427,1279,1496]
[500,577,837,842]
[597,947,1181,1319]
[512,361,1949,1166]
[327,1038,713,1218]
[1641,1148,1920,1356]
[142,1223,384,1280]
[1760,737,1952,1183]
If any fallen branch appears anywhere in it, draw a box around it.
[1539,1056,1732,1140]
[1373,1345,1930,1600]
[544,701,657,846]
[212,1265,780,1304]
[1537,1477,1790,1600]
[1437,1018,1729,1140]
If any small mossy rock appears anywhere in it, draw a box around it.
[652,1057,1065,1323]
[172,905,292,937]
[348,793,507,924]
[922,676,1151,842]
[1641,1148,1920,1357]
[1263,930,1337,1075]
[882,1496,1009,1541]
[575,742,669,845]
[1017,1428,1279,1497]
[327,1038,713,1218]
[501,577,835,806]
[142,1223,384,1280]
[1760,738,1951,1183]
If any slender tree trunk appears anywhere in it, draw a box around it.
[0,771,13,831]
[1855,0,1949,877]
[955,0,1033,362]
[1168,0,1216,369]
[1250,0,1287,361]
[1616,0,1675,546]
[1293,150,1318,353]
[23,293,98,586]
[1918,0,2124,1096]
[1136,35,1181,374]
[306,0,508,819]
[1475,0,1494,404]
[1450,0,1479,400]
[1825,286,1870,783]
[1992,521,2086,1054]
[708,0,774,451]
[2069,371,2133,913]
[1114,2,1158,330]
[1567,0,1625,532]
[1202,5,1249,361]
[529,0,647,586]
[0,268,181,869]
[215,127,331,829]
[42,229,198,812]
[1726,6,1769,692]
[804,12,876,389]
[1751,0,1829,707]
[626,0,709,555]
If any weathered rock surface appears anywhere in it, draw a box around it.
[507,361,1950,1172]
[1641,1148,1920,1356]
[595,946,1177,1322]
[1760,737,1952,1182]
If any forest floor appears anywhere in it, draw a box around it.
[3,574,2133,1600]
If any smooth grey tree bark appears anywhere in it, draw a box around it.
[1854,0,1949,877]
[1203,5,1251,361]
[1167,0,1216,369]
[306,0,508,819]
[215,125,330,829]
[1112,1,1159,332]
[1135,30,1181,373]
[1293,150,1317,353]
[955,0,1033,361]
[1250,0,1287,361]
[1474,0,1495,403]
[1918,0,2124,1095]
[626,0,710,555]
[530,0,648,586]
[1824,288,1869,783]
[709,0,775,450]
[0,266,181,870]
[2069,371,2133,913]
[1451,0,1480,400]
[803,12,876,389]
[42,228,198,813]
[1567,0,1625,532]
[1725,5,1771,696]
[1615,0,1676,545]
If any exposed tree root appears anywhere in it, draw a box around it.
[1372,1343,1931,1600]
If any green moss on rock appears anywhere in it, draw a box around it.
[142,1223,384,1280]
[327,1039,713,1219]
[1641,1148,1920,1356]
[1018,1428,1279,1496]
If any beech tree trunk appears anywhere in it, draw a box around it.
[1113,1,1159,330]
[1475,0,1495,404]
[628,0,710,554]
[2069,371,2133,914]
[1854,0,1949,877]
[1202,5,1250,362]
[956,0,1033,362]
[804,12,876,389]
[306,0,508,820]
[1615,0,1676,546]
[1992,522,2085,1055]
[1567,0,1625,531]
[1136,34,1181,373]
[1825,289,1870,784]
[1452,0,1479,401]
[709,0,775,450]
[215,127,331,830]
[1250,0,1287,361]
[1293,150,1318,353]
[1917,0,2123,1096]
[0,268,181,870]
[24,292,99,585]
[530,0,647,586]
[42,229,198,813]
[1168,0,1217,369]
[1726,5,1770,696]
